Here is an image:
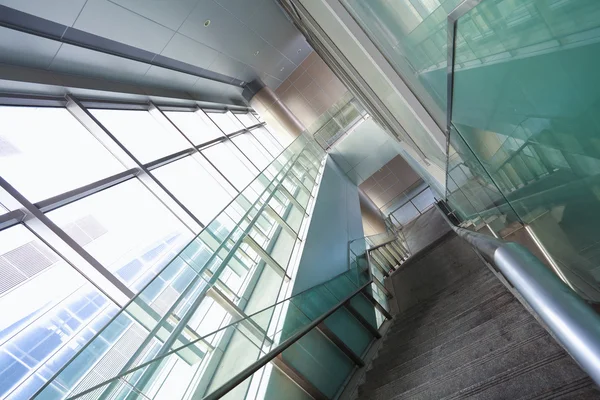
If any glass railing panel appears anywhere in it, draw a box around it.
[450,0,600,301]
[351,293,385,329]
[280,330,355,398]
[446,125,520,234]
[57,262,382,400]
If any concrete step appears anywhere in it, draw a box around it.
[388,272,502,336]
[360,326,557,400]
[356,234,596,400]
[367,300,531,387]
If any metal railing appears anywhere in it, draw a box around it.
[436,202,600,386]
[386,184,436,228]
[203,280,373,400]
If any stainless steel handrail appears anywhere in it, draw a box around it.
[435,202,600,385]
[202,280,374,400]
[368,237,399,252]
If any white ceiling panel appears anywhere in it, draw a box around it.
[208,53,252,82]
[213,0,258,23]
[0,27,62,69]
[244,0,297,53]
[108,0,200,30]
[74,0,174,53]
[179,0,267,66]
[279,34,311,66]
[0,0,87,26]
[160,33,219,70]
[253,42,295,81]
[0,0,314,95]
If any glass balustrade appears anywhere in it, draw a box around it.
[446,0,600,303]
[42,263,387,400]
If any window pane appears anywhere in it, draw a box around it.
[233,113,259,128]
[164,110,223,145]
[0,225,116,399]
[0,107,124,202]
[232,134,273,170]
[264,124,292,147]
[91,109,190,163]
[251,127,283,157]
[206,111,244,134]
[152,155,236,225]
[47,179,193,289]
[202,142,259,190]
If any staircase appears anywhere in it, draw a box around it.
[357,231,600,400]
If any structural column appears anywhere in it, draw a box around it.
[249,85,305,141]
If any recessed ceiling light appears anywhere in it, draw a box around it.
[254,50,260,56]
[204,19,211,27]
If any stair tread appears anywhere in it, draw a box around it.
[356,233,596,400]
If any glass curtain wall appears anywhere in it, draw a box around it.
[0,97,304,399]
[34,132,325,400]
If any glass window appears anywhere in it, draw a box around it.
[251,127,284,158]
[232,134,273,170]
[47,179,193,288]
[0,107,124,203]
[0,225,116,399]
[233,113,259,128]
[164,110,223,145]
[91,109,190,164]
[206,112,244,134]
[202,143,259,191]
[152,155,237,225]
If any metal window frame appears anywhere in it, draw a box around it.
[0,92,267,299]
[0,87,321,400]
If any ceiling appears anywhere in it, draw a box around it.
[0,0,312,102]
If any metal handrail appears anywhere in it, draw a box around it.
[435,202,600,385]
[368,237,399,252]
[202,280,373,400]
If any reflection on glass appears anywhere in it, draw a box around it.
[0,107,124,202]
[0,225,116,399]
[34,133,328,400]
[448,0,600,302]
[252,127,284,158]
[47,179,193,290]
[340,0,448,126]
[233,112,260,128]
[153,155,236,225]
[92,109,190,163]
[202,142,259,190]
[206,111,244,134]
[232,134,274,170]
[164,110,224,144]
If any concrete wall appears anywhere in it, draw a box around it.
[292,156,364,294]
[328,119,399,185]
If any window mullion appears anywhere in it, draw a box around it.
[0,177,132,306]
[66,96,203,233]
